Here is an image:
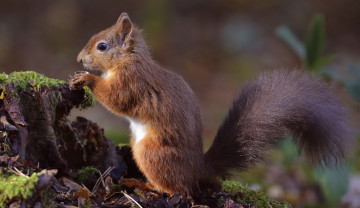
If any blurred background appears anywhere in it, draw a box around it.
[0,0,359,207]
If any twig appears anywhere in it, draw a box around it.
[9,167,28,178]
[121,191,143,208]
[98,170,106,188]
[92,166,114,193]
[103,191,121,201]
[92,167,111,192]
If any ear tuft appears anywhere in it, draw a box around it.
[117,12,129,25]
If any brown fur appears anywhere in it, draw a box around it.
[205,70,352,178]
[71,13,352,197]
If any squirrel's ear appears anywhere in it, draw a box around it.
[117,12,129,24]
[116,13,133,45]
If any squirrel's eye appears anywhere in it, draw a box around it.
[97,42,108,51]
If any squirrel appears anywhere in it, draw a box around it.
[69,13,352,198]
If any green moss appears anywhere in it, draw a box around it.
[0,172,42,208]
[74,166,98,184]
[81,86,96,108]
[222,180,247,196]
[0,71,65,92]
[221,180,291,208]
[0,73,7,84]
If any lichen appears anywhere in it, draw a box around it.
[74,166,98,184]
[0,172,42,208]
[221,180,291,208]
[0,71,65,92]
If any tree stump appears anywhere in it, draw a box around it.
[0,71,125,176]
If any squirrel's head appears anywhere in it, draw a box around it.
[77,13,145,74]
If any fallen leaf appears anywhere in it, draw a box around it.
[61,177,83,192]
[10,155,19,164]
[76,188,90,207]
[40,169,58,176]
[0,90,4,99]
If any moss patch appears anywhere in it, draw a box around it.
[0,172,41,208]
[81,86,96,108]
[222,180,291,208]
[0,71,65,91]
[74,166,98,184]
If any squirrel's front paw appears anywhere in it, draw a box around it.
[68,71,89,89]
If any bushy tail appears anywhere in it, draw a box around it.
[204,70,352,178]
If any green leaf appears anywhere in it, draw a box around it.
[311,54,335,73]
[313,163,349,206]
[305,14,325,72]
[275,25,305,59]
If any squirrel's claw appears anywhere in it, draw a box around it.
[68,71,89,90]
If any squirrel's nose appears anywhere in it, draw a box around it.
[76,54,83,63]
[77,49,86,63]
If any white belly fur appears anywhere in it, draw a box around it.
[102,71,112,79]
[126,117,147,145]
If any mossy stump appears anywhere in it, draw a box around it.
[0,71,122,174]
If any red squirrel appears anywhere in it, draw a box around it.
[69,13,351,197]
